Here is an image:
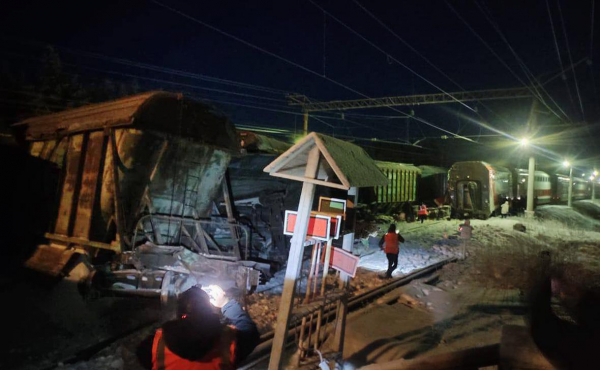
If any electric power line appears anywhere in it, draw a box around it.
[150,0,475,143]
[556,0,586,120]
[445,1,569,123]
[475,0,572,123]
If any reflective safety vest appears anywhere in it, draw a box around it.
[418,206,428,216]
[152,325,236,370]
[384,232,399,254]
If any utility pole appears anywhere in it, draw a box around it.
[568,166,573,207]
[526,156,535,216]
[592,169,597,201]
[525,99,538,217]
[303,111,309,136]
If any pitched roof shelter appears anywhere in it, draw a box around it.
[263,132,388,190]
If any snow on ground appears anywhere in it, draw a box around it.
[333,211,600,368]
[534,203,600,231]
[247,220,462,334]
[31,203,600,370]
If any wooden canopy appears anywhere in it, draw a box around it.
[263,132,388,190]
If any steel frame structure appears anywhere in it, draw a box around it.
[288,87,531,112]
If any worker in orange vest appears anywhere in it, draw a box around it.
[418,203,428,223]
[379,224,405,279]
[136,285,259,369]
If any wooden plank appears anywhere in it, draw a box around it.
[55,134,85,236]
[110,129,126,251]
[269,171,349,190]
[44,232,119,252]
[30,141,44,157]
[73,131,105,239]
[269,146,320,370]
[40,140,57,160]
[333,186,357,353]
[264,134,315,173]
[24,244,78,276]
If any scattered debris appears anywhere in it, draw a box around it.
[513,223,527,232]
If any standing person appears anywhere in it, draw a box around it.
[458,219,474,260]
[136,285,260,369]
[379,224,405,278]
[501,200,509,218]
[418,203,429,223]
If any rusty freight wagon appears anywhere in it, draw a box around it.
[15,91,268,304]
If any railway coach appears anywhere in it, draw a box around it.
[514,169,552,205]
[448,161,513,219]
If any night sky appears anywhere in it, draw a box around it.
[1,0,598,168]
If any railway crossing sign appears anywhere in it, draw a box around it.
[330,247,360,277]
[284,210,342,240]
[263,133,387,369]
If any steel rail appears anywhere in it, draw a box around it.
[240,257,456,369]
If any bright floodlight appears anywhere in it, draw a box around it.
[594,171,599,177]
[563,160,570,167]
[590,176,595,181]
[520,138,529,146]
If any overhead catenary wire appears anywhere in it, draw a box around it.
[0,35,292,96]
[150,0,475,143]
[544,0,578,114]
[307,0,476,113]
[0,47,420,134]
[591,0,596,60]
[0,49,290,107]
[555,0,586,121]
[349,0,534,132]
[474,0,572,123]
[444,0,569,124]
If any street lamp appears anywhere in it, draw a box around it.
[520,137,529,147]
[563,160,573,207]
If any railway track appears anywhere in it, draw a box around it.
[239,257,456,369]
[45,257,456,369]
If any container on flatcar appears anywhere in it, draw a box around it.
[448,161,512,219]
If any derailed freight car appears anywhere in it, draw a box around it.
[358,161,421,219]
[15,92,268,304]
[448,161,512,219]
[418,165,448,205]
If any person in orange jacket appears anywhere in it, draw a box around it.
[136,285,259,369]
[378,224,405,279]
[418,203,428,223]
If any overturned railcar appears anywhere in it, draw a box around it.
[418,165,448,204]
[228,131,301,264]
[448,161,512,219]
[15,92,266,303]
